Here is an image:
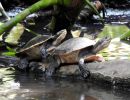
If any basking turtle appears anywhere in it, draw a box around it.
[16,29,67,70]
[45,37,111,78]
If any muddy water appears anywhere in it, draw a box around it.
[0,70,130,100]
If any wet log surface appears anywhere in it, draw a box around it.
[56,60,130,88]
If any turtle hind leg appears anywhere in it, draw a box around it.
[45,56,60,77]
[29,61,46,74]
[78,58,90,79]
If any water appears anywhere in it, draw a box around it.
[76,8,130,61]
[106,8,130,16]
[100,38,130,60]
[105,8,130,25]
[98,9,130,60]
[0,69,130,100]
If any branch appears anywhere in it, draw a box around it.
[0,0,60,34]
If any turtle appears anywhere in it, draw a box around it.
[44,36,111,78]
[16,29,67,70]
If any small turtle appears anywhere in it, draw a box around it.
[45,37,111,78]
[16,29,67,70]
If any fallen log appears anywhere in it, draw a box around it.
[56,60,130,88]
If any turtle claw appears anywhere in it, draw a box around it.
[29,62,39,71]
[45,67,55,77]
[79,65,91,79]
[81,70,90,79]
[18,58,28,70]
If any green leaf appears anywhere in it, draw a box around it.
[5,23,25,45]
[6,46,16,52]
[120,30,130,40]
[1,52,16,57]
[1,46,16,56]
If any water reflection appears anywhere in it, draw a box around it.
[106,9,130,16]
[0,70,129,100]
[100,38,130,60]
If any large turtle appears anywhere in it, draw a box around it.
[16,29,67,70]
[45,37,111,78]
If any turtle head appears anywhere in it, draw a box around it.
[93,37,111,53]
[52,29,67,46]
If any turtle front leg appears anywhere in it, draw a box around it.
[45,56,60,77]
[78,58,90,79]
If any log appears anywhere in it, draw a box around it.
[1,56,130,88]
[56,60,130,88]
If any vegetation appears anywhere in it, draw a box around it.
[0,0,102,35]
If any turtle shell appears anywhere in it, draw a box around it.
[18,35,52,54]
[54,37,96,55]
